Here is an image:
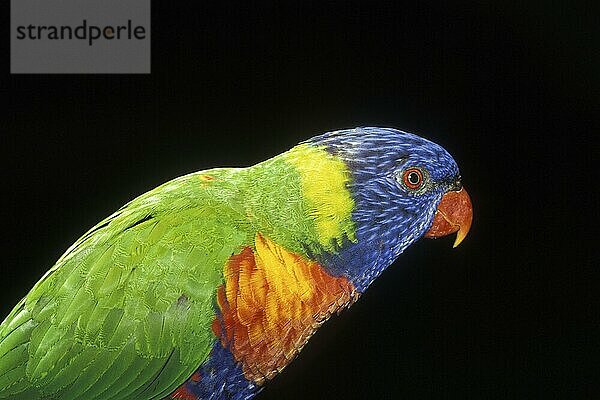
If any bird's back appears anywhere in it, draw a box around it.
[0,168,252,400]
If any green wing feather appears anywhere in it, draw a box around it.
[0,143,356,399]
[0,168,250,400]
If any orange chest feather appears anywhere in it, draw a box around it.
[212,233,359,384]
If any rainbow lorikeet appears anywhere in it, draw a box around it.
[0,127,472,400]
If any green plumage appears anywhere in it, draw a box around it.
[0,168,245,399]
[0,144,354,399]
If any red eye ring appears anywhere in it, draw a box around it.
[402,168,424,190]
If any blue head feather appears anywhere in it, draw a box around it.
[307,127,461,292]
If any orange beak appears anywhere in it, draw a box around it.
[424,187,473,247]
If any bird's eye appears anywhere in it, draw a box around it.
[402,168,424,190]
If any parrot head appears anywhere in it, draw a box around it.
[308,127,473,291]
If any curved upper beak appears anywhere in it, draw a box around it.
[424,187,473,247]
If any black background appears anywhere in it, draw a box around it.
[1,1,597,398]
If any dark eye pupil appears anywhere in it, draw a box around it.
[408,172,420,184]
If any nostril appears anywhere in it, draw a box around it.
[449,180,462,191]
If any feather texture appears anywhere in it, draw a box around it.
[0,127,466,400]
